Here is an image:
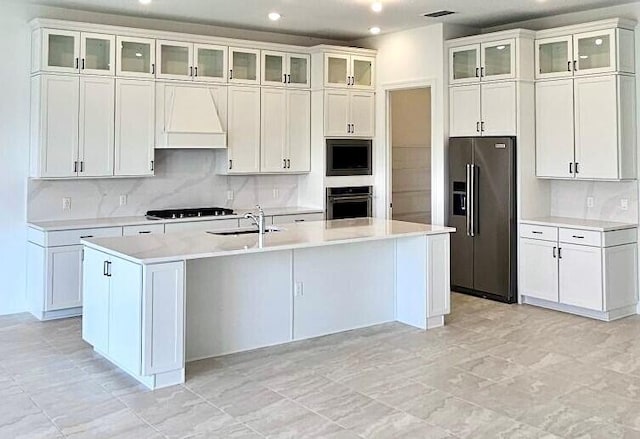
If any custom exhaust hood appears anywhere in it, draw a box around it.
[156,83,227,149]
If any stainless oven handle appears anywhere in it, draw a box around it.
[328,195,372,202]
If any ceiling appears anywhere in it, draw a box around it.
[28,0,639,40]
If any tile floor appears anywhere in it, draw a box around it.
[3,293,640,438]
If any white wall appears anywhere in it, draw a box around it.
[0,2,343,316]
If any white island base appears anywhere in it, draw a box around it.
[81,219,453,390]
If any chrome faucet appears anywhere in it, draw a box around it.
[244,205,266,234]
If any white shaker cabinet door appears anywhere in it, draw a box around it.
[324,89,350,137]
[114,79,155,176]
[535,79,575,178]
[287,90,311,172]
[559,243,603,311]
[520,238,559,302]
[574,75,619,179]
[260,87,287,172]
[47,245,83,311]
[81,248,110,351]
[227,86,261,173]
[449,84,481,137]
[350,91,375,137]
[35,74,80,178]
[79,76,114,177]
[480,81,516,136]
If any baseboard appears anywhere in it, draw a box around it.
[32,306,82,321]
[522,296,637,322]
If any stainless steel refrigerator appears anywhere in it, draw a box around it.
[448,137,517,303]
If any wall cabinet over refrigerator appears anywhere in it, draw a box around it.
[324,53,375,89]
[449,81,516,137]
[535,74,636,180]
[449,39,518,84]
[324,89,375,137]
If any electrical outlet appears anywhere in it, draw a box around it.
[586,197,595,208]
[621,198,629,210]
[62,197,71,211]
[226,190,234,201]
[119,194,128,206]
[273,188,279,199]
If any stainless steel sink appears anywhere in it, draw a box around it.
[207,226,283,236]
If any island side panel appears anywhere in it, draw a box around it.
[185,251,293,360]
[292,240,395,340]
[426,233,451,328]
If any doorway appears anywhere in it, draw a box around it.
[389,87,432,224]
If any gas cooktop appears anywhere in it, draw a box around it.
[146,207,235,220]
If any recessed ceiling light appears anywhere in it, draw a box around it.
[371,2,383,12]
[268,12,281,21]
[595,38,603,46]
[139,0,151,5]
[369,26,381,35]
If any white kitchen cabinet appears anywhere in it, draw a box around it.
[324,53,375,89]
[79,76,115,177]
[38,29,80,74]
[272,212,324,225]
[535,36,573,79]
[47,245,83,311]
[535,74,636,180]
[114,79,155,176]
[80,33,115,75]
[229,47,260,85]
[535,79,575,178]
[156,40,193,80]
[324,89,374,137]
[82,247,110,349]
[123,224,165,236]
[449,82,515,137]
[261,51,310,88]
[194,44,227,83]
[519,222,638,320]
[520,238,559,302]
[260,88,311,173]
[449,39,516,84]
[574,29,619,76]
[226,86,261,173]
[116,36,155,78]
[164,219,239,234]
[30,74,79,178]
[450,44,480,85]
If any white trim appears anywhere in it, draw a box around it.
[382,78,438,222]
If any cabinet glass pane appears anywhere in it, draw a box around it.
[353,59,372,87]
[161,45,189,76]
[484,44,511,76]
[264,54,284,82]
[48,34,75,68]
[120,41,151,73]
[232,51,257,80]
[85,37,111,71]
[452,49,477,80]
[327,56,347,84]
[289,56,308,85]
[577,34,611,70]
[197,48,224,78]
[539,41,569,74]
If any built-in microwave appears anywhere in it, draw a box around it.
[326,139,372,176]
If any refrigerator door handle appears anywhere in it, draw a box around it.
[470,164,476,237]
[466,164,472,237]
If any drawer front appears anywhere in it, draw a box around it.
[603,228,637,247]
[273,213,325,225]
[164,219,240,233]
[520,224,558,242]
[48,227,123,247]
[559,228,601,247]
[123,224,165,236]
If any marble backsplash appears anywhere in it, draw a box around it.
[28,149,302,221]
[550,180,639,224]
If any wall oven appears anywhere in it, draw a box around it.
[326,186,373,220]
[326,139,372,176]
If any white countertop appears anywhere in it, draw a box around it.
[521,217,638,232]
[27,206,324,232]
[82,218,455,264]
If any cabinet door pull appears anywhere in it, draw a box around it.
[287,159,291,169]
[553,247,557,258]
[80,235,94,239]
[229,69,233,80]
[81,58,85,70]
[476,121,480,133]
[107,261,112,277]
[152,63,155,75]
[575,162,579,174]
[139,231,152,234]
[73,161,78,173]
[287,74,291,83]
[229,159,233,170]
[150,160,154,171]
[568,61,572,71]
[558,248,562,259]
[475,67,479,77]
[190,66,193,77]
[75,57,79,69]
[573,60,577,71]
[103,260,109,276]
[480,66,485,77]
[481,121,485,132]
[194,66,198,77]
[569,162,573,174]
[283,159,287,169]
[531,231,542,234]
[283,74,287,83]
[572,235,585,239]
[80,161,84,173]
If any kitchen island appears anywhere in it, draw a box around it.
[81,218,455,389]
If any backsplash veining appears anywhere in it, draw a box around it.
[28,150,301,221]
[550,180,639,224]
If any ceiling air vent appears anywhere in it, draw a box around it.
[423,10,456,18]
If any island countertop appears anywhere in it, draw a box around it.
[82,218,455,264]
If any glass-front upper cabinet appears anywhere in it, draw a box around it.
[156,40,193,80]
[80,33,115,75]
[288,54,310,88]
[229,47,260,84]
[194,44,227,82]
[573,29,616,76]
[536,36,573,79]
[481,39,516,81]
[449,44,480,84]
[116,36,156,78]
[325,53,350,87]
[351,55,374,89]
[41,29,80,74]
[262,51,286,86]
